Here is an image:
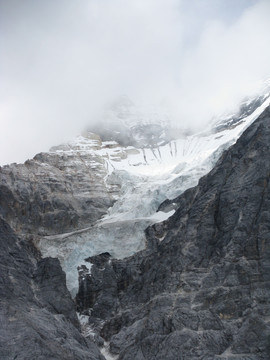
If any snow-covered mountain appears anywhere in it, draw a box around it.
[37,90,270,296]
[1,84,270,360]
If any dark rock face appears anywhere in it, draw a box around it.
[76,106,270,359]
[0,217,104,359]
[85,252,112,269]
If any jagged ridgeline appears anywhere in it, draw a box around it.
[0,93,270,359]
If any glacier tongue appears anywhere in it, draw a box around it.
[39,96,270,297]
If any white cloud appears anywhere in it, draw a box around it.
[0,0,269,164]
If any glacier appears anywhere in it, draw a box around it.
[38,94,270,297]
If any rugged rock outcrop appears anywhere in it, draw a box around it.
[0,216,104,359]
[0,141,115,237]
[76,106,270,359]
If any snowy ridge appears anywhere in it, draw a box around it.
[211,79,270,132]
[52,93,270,179]
[40,96,270,296]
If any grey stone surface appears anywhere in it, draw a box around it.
[76,106,270,359]
[0,217,105,359]
[0,150,115,237]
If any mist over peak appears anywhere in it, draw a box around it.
[0,0,270,165]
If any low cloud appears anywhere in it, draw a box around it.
[0,0,270,164]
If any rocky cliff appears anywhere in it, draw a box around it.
[76,106,270,359]
[0,216,105,359]
[0,136,115,237]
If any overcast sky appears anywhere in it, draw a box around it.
[1,0,270,165]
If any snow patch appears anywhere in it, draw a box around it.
[101,342,118,360]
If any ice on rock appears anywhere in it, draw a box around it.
[39,96,270,297]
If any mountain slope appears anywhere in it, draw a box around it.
[76,106,270,359]
[0,91,270,359]
[0,94,269,298]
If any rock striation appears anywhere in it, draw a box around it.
[0,139,115,237]
[76,106,270,359]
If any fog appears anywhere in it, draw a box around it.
[0,0,270,165]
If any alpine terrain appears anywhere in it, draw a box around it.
[0,86,270,359]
